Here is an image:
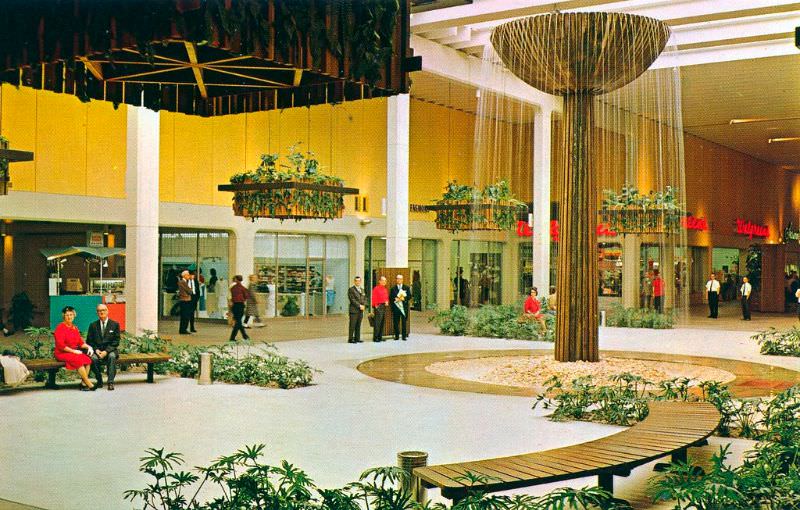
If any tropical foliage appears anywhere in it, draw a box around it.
[605,304,675,329]
[430,302,555,342]
[752,327,800,357]
[600,185,684,234]
[124,444,626,510]
[229,144,347,221]
[433,180,527,232]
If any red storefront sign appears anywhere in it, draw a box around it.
[516,220,616,241]
[681,216,708,231]
[735,219,769,239]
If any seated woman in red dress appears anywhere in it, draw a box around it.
[523,287,547,330]
[53,306,96,391]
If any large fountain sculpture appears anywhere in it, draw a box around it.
[491,13,670,362]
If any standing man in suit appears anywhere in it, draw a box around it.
[706,273,720,319]
[347,276,366,343]
[740,276,752,321]
[177,270,193,334]
[87,304,121,391]
[188,272,200,333]
[389,274,411,340]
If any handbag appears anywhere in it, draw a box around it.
[367,312,375,327]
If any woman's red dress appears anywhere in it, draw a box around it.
[524,296,542,315]
[53,323,91,370]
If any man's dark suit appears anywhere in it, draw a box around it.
[177,278,193,334]
[188,277,199,332]
[347,285,366,343]
[87,318,121,385]
[389,284,411,340]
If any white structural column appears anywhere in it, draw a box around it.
[531,106,553,293]
[622,128,640,308]
[125,106,160,334]
[233,224,257,280]
[386,94,410,268]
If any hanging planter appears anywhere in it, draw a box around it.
[600,185,684,235]
[218,144,358,221]
[416,180,528,233]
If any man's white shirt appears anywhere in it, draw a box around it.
[706,280,720,293]
[740,282,751,297]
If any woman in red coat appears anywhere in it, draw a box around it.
[523,287,547,330]
[53,306,96,390]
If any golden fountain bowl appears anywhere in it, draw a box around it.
[491,12,670,95]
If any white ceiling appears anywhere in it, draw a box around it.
[410,0,800,167]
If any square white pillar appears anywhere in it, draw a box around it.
[532,107,553,293]
[233,226,256,280]
[386,94,410,268]
[125,106,160,334]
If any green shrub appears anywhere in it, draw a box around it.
[429,305,470,335]
[752,327,800,356]
[9,327,58,382]
[429,303,556,342]
[125,444,626,510]
[605,304,674,329]
[119,330,170,354]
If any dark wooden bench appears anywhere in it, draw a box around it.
[22,353,172,389]
[413,401,720,502]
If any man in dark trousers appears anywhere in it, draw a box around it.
[389,274,411,340]
[188,272,200,333]
[371,276,389,342]
[347,276,366,343]
[706,273,720,318]
[229,275,250,342]
[177,270,193,334]
[87,303,121,390]
[740,276,752,321]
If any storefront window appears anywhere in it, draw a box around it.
[159,231,230,319]
[519,243,533,297]
[598,243,622,297]
[365,237,438,310]
[254,233,350,319]
[450,240,503,306]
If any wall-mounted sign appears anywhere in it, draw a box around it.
[735,219,769,239]
[681,215,708,231]
[516,220,617,241]
[87,231,104,247]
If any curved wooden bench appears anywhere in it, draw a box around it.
[20,353,171,389]
[413,401,720,501]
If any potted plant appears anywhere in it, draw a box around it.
[427,180,527,233]
[600,185,684,235]
[220,144,358,221]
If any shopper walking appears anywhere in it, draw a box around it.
[706,273,720,318]
[371,276,389,342]
[244,274,264,328]
[229,275,250,342]
[652,270,665,313]
[347,276,366,343]
[740,276,752,321]
[177,270,193,334]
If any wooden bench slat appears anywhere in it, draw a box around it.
[485,458,563,479]
[501,455,576,477]
[414,467,465,489]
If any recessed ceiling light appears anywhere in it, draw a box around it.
[768,137,800,144]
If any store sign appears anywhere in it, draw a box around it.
[735,219,769,239]
[681,216,708,231]
[515,220,616,241]
[87,231,104,247]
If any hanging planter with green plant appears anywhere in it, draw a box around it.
[600,185,685,235]
[417,180,527,233]
[218,144,358,221]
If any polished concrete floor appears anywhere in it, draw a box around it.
[2,303,800,509]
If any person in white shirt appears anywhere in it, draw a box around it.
[706,273,720,318]
[740,276,752,321]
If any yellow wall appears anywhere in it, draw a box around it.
[0,85,126,197]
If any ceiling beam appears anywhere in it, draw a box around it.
[184,42,208,99]
[79,57,103,81]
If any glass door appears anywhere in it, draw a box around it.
[277,235,307,317]
[307,235,325,317]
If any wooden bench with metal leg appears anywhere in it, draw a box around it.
[20,353,171,389]
[413,401,720,503]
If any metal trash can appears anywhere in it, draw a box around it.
[198,352,213,385]
[397,451,428,503]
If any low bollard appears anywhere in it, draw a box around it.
[198,352,213,385]
[397,451,428,504]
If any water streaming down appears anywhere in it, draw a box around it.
[468,12,687,361]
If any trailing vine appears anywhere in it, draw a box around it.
[433,180,528,233]
[600,185,685,234]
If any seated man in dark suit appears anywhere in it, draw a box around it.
[87,303,121,391]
